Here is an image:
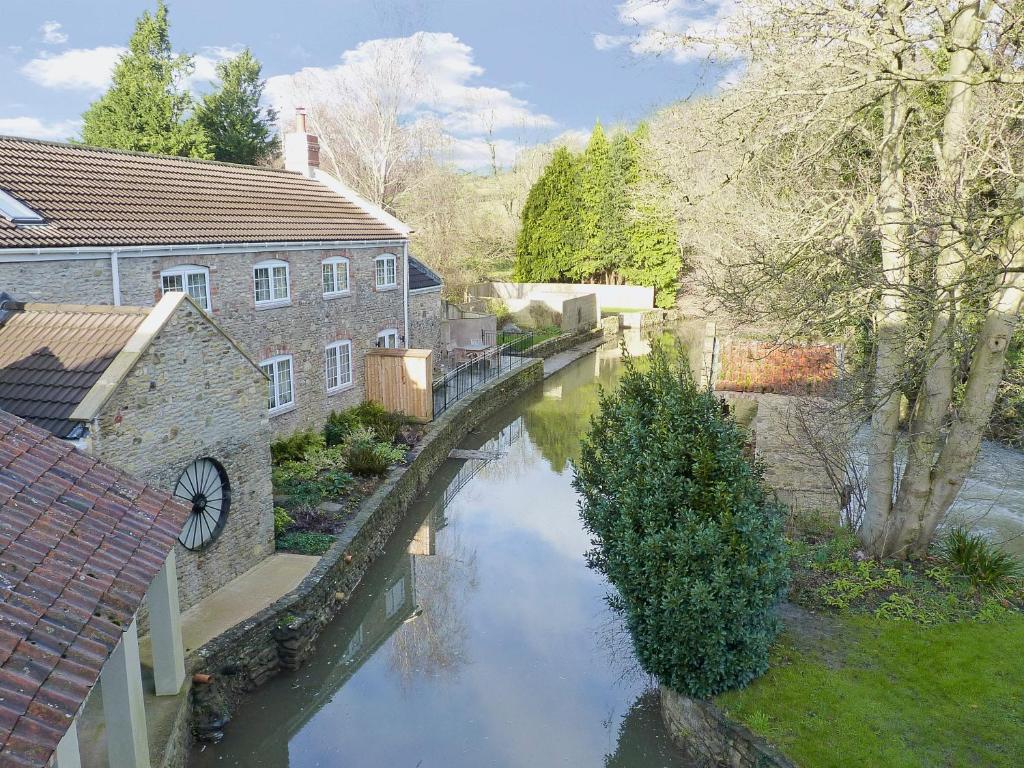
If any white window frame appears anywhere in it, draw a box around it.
[160,265,211,311]
[325,340,353,392]
[322,256,351,297]
[260,354,295,413]
[253,259,290,307]
[374,254,398,290]
[385,577,406,618]
[377,328,399,349]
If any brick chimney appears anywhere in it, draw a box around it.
[284,107,320,177]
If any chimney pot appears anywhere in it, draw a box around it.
[295,107,308,134]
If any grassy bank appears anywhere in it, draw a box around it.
[715,524,1024,767]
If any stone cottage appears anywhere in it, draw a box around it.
[407,256,444,358]
[0,112,442,438]
[0,292,273,610]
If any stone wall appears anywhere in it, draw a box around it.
[409,288,443,358]
[91,299,274,610]
[187,359,545,722]
[1,244,410,438]
[660,686,797,768]
[0,256,115,304]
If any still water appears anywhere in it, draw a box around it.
[192,337,692,768]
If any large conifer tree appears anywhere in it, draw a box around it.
[515,124,683,305]
[515,147,582,281]
[195,49,278,165]
[80,1,209,158]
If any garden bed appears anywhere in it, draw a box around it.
[715,521,1024,767]
[271,402,424,555]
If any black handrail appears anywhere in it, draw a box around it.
[433,331,534,417]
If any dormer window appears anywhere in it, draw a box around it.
[0,190,44,225]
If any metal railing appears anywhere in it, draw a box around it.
[433,331,534,417]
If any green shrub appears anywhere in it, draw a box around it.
[274,506,294,537]
[343,425,406,476]
[938,527,1022,590]
[573,344,789,699]
[324,402,405,446]
[270,430,325,465]
[275,531,335,556]
[272,445,353,507]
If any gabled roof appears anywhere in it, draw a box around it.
[0,302,150,437]
[408,257,443,292]
[0,136,405,249]
[0,292,263,438]
[0,409,190,767]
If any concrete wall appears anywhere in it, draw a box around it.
[1,244,410,437]
[560,294,598,334]
[469,281,655,311]
[90,299,274,610]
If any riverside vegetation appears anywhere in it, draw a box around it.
[271,402,415,556]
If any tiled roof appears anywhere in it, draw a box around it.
[0,136,404,249]
[0,409,190,767]
[0,303,149,438]
[408,257,443,291]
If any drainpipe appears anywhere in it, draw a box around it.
[403,241,410,348]
[110,252,122,306]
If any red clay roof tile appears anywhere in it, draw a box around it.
[0,409,189,766]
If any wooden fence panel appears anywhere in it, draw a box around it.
[364,349,434,421]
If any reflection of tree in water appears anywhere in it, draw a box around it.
[388,526,480,686]
[525,351,626,472]
[604,689,693,768]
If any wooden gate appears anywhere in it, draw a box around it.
[364,348,434,421]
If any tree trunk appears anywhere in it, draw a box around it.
[884,1,987,557]
[861,51,912,557]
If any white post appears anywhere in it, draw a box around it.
[100,619,149,768]
[52,718,82,768]
[148,550,186,696]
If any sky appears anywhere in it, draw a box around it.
[0,0,732,169]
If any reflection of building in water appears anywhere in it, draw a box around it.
[441,416,525,509]
[242,513,431,765]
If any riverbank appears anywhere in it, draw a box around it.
[660,521,1024,768]
[162,324,618,765]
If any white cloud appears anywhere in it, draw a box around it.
[0,116,81,141]
[267,32,556,169]
[21,46,125,90]
[592,32,628,51]
[40,21,68,45]
[446,135,521,170]
[601,0,739,64]
[189,46,243,88]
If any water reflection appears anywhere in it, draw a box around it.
[192,340,693,768]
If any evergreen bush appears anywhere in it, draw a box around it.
[270,430,325,465]
[324,402,405,446]
[573,345,789,699]
[343,426,406,476]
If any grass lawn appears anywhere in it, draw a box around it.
[717,613,1024,767]
[498,325,562,348]
[714,522,1024,768]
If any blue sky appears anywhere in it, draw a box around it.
[0,0,728,167]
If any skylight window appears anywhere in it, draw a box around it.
[0,190,44,225]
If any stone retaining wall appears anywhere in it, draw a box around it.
[185,358,545,743]
[528,317,620,359]
[660,686,797,768]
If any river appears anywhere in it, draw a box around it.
[192,335,693,768]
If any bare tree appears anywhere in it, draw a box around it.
[280,35,439,213]
[648,0,1024,558]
